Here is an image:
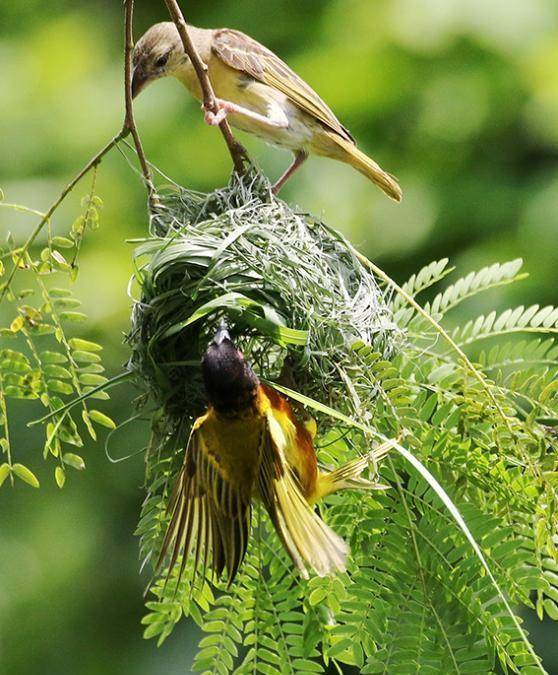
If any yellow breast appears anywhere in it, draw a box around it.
[201,407,265,491]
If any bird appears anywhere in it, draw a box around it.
[157,323,390,585]
[132,22,402,200]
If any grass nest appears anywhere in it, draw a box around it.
[127,171,401,427]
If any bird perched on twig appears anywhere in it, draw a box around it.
[132,22,402,200]
[157,323,389,585]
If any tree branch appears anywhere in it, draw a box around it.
[162,0,249,175]
[123,0,157,204]
[0,131,126,304]
[0,1,157,304]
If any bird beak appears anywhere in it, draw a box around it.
[213,322,230,346]
[131,65,147,99]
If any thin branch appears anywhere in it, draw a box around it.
[123,0,157,204]
[0,0,157,305]
[162,0,249,175]
[0,130,126,305]
[28,371,132,427]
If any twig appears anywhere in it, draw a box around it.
[162,0,249,175]
[123,0,157,204]
[28,371,132,427]
[0,1,157,305]
[0,131,127,304]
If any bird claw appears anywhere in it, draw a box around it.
[203,99,232,126]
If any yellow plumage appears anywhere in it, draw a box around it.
[158,384,389,585]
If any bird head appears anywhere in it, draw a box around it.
[131,22,189,98]
[201,323,259,414]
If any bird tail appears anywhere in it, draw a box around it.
[314,441,392,503]
[329,133,402,202]
[260,413,348,578]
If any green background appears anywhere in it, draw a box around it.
[1,0,557,672]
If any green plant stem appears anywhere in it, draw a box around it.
[0,203,47,219]
[28,371,132,427]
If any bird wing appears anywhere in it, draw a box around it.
[157,414,255,587]
[212,28,355,143]
[258,407,348,578]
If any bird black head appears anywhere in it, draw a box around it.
[201,324,259,414]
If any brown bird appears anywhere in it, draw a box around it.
[157,324,389,585]
[132,22,402,200]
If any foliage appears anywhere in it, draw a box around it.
[0,174,115,490]
[3,2,558,674]
[133,179,558,674]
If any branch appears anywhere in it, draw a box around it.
[123,0,157,205]
[162,0,249,175]
[0,1,156,304]
[0,131,126,304]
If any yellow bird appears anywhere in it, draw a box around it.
[157,324,389,584]
[132,22,402,200]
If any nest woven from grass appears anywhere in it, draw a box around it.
[127,172,400,426]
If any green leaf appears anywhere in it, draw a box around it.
[162,292,308,346]
[40,351,67,364]
[59,311,87,322]
[51,236,74,249]
[89,409,116,429]
[62,453,85,471]
[52,297,81,309]
[43,365,72,379]
[308,588,327,606]
[0,463,11,487]
[51,250,70,267]
[10,315,23,332]
[12,463,40,488]
[72,350,101,363]
[47,380,73,395]
[69,338,102,352]
[49,288,71,297]
[55,466,66,488]
[78,374,108,386]
[58,416,83,447]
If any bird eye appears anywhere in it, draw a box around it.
[155,53,169,69]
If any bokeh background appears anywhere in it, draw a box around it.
[1,0,557,672]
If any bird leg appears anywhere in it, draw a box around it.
[272,151,308,194]
[203,99,289,129]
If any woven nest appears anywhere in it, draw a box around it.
[127,172,400,426]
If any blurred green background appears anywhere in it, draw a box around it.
[1,0,557,673]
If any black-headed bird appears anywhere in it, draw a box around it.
[157,324,389,585]
[132,22,402,200]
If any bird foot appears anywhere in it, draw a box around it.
[203,99,289,130]
[203,99,233,126]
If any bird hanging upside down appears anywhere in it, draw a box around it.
[157,324,389,585]
[132,22,402,200]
